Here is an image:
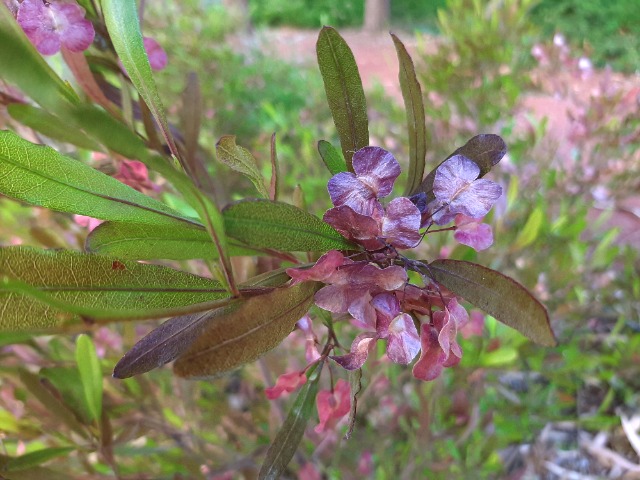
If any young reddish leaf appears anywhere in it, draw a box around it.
[412,134,507,199]
[428,259,557,346]
[216,135,269,198]
[0,246,229,331]
[223,199,357,252]
[258,361,324,480]
[102,0,179,160]
[179,72,203,174]
[270,133,279,201]
[0,131,199,228]
[317,140,348,175]
[173,281,320,378]
[113,302,235,379]
[344,368,363,439]
[7,104,102,151]
[391,33,427,196]
[316,26,369,170]
[86,222,260,260]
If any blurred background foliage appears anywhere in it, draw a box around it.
[1,0,639,478]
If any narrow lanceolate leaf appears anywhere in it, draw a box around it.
[86,222,260,260]
[180,72,206,183]
[174,281,320,378]
[316,26,369,170]
[102,0,179,159]
[7,104,102,151]
[0,8,78,113]
[0,131,199,228]
[4,447,75,472]
[216,135,269,198]
[75,335,102,422]
[428,259,557,346]
[113,269,292,378]
[259,362,324,480]
[223,199,357,252]
[412,134,507,199]
[317,140,348,175]
[113,301,236,379]
[391,34,427,196]
[0,247,229,331]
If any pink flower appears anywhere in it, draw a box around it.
[265,370,307,400]
[299,462,321,480]
[143,36,168,71]
[453,214,494,251]
[431,155,502,225]
[114,159,155,192]
[74,214,103,232]
[17,0,95,55]
[358,451,374,476]
[297,315,321,363]
[315,378,351,433]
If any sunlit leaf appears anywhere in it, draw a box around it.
[391,34,427,196]
[174,281,320,377]
[86,222,259,260]
[317,140,347,175]
[514,205,544,249]
[216,135,268,198]
[0,131,199,228]
[4,447,75,472]
[75,334,102,422]
[258,361,324,480]
[0,246,230,331]
[429,259,556,346]
[316,26,369,170]
[7,104,102,151]
[102,0,178,158]
[412,134,506,199]
[223,199,356,252]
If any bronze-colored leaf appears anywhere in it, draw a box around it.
[174,282,320,378]
[429,259,557,346]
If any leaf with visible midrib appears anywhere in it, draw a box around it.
[223,199,357,252]
[316,26,369,170]
[317,140,348,175]
[391,34,427,196]
[0,246,229,331]
[412,134,507,200]
[174,281,320,377]
[428,259,557,346]
[0,130,199,228]
[216,135,268,198]
[259,362,324,480]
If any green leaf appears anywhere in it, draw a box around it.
[4,447,75,472]
[316,26,369,170]
[514,205,545,249]
[317,140,348,175]
[0,246,230,331]
[428,259,557,346]
[391,34,427,196]
[75,335,103,422]
[174,281,320,378]
[86,222,260,260]
[39,367,92,423]
[102,0,178,158]
[7,104,102,151]
[223,199,357,252]
[412,134,507,199]
[17,369,89,438]
[258,362,324,480]
[0,8,78,112]
[0,131,200,228]
[216,135,269,198]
